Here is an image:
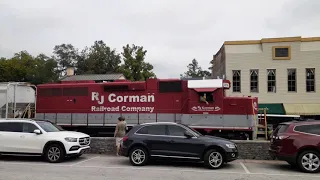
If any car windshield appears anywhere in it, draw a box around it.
[272,124,289,136]
[36,121,64,132]
[180,124,203,137]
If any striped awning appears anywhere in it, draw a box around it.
[283,103,320,115]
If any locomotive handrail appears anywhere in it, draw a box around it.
[180,98,190,111]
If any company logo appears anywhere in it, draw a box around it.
[191,106,221,112]
[91,92,155,113]
[253,102,258,111]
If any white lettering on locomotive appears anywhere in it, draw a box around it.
[107,93,155,103]
[91,92,104,104]
[91,92,155,112]
[91,105,154,113]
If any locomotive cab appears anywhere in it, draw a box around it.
[187,79,231,111]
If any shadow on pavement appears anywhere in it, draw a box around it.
[0,154,84,164]
[117,158,234,170]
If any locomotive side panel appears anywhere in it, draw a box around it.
[181,114,223,126]
[36,80,185,126]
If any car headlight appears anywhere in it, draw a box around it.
[226,143,236,149]
[65,137,77,142]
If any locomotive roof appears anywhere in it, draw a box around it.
[59,73,125,82]
[38,78,229,89]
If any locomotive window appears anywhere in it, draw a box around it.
[159,81,182,93]
[104,85,129,91]
[198,92,214,103]
[63,87,88,96]
[38,88,62,97]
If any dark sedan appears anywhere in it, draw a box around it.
[119,122,238,169]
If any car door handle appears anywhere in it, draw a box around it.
[168,140,175,143]
[20,135,25,138]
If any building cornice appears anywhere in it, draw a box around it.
[223,36,320,45]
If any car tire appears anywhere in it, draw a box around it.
[204,149,225,169]
[297,150,320,173]
[44,143,65,163]
[129,146,148,166]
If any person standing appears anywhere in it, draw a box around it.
[114,116,127,156]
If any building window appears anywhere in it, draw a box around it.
[232,70,241,92]
[272,46,291,60]
[267,69,276,93]
[306,68,315,92]
[250,69,259,92]
[287,69,296,92]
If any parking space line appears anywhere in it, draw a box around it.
[69,156,100,166]
[240,162,250,174]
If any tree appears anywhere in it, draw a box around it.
[0,41,158,84]
[32,54,60,84]
[53,44,79,77]
[120,44,156,81]
[0,51,59,85]
[180,58,211,78]
[76,40,122,74]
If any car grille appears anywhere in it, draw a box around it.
[79,137,90,146]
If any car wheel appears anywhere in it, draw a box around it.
[297,150,320,173]
[204,149,225,169]
[45,144,65,163]
[129,146,148,166]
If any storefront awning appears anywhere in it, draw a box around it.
[193,88,218,92]
[258,103,285,115]
[283,104,320,115]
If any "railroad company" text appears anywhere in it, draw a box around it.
[91,106,154,113]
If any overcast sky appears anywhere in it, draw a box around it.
[1,0,319,78]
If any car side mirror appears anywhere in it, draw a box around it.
[184,131,193,138]
[34,129,41,135]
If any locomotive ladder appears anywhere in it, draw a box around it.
[257,108,268,140]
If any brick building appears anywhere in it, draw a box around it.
[211,36,320,118]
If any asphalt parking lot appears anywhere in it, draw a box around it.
[0,154,319,180]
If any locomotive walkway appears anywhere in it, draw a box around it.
[0,154,319,180]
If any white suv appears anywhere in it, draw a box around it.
[0,118,90,163]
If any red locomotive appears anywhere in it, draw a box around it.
[35,78,259,139]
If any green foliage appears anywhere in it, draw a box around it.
[76,40,122,75]
[120,44,156,81]
[180,58,212,78]
[0,51,59,85]
[0,40,157,84]
[1,41,214,84]
[53,43,79,77]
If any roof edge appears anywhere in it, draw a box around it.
[223,36,320,45]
